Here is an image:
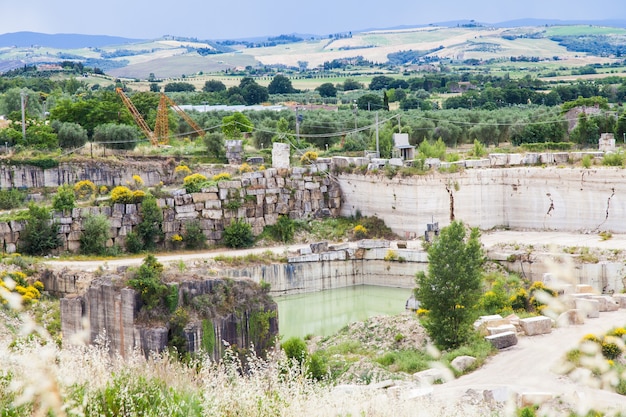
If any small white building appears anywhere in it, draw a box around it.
[392,133,415,160]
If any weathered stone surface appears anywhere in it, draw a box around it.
[557,309,585,326]
[520,316,552,336]
[576,284,595,294]
[575,298,600,318]
[613,294,626,308]
[288,254,321,263]
[591,295,619,312]
[357,239,391,249]
[450,355,476,372]
[485,331,518,349]
[310,241,329,253]
[486,324,516,335]
[518,392,555,407]
[412,368,445,386]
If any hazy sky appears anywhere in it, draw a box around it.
[4,0,625,39]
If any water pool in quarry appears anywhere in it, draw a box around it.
[275,285,412,339]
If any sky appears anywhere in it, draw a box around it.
[3,0,626,40]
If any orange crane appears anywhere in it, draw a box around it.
[116,88,205,146]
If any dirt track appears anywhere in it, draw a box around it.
[433,309,626,412]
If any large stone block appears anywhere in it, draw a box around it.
[613,294,626,308]
[520,316,552,336]
[485,331,518,349]
[357,239,390,249]
[486,324,516,335]
[575,298,600,318]
[591,295,619,312]
[557,309,585,326]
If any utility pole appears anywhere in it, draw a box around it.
[20,90,27,142]
[353,100,357,131]
[375,111,379,157]
[295,106,300,145]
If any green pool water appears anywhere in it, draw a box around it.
[275,285,413,339]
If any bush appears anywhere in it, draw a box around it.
[79,214,110,255]
[182,220,207,250]
[19,204,61,256]
[73,180,97,200]
[282,336,308,363]
[269,215,295,243]
[581,154,592,168]
[183,173,208,193]
[223,219,254,248]
[300,151,318,164]
[93,123,138,150]
[56,121,88,149]
[602,151,625,167]
[0,188,26,210]
[212,172,231,182]
[135,193,163,251]
[52,184,75,212]
[125,231,143,254]
[110,186,134,204]
[127,254,166,310]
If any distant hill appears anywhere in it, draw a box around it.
[0,32,144,48]
[492,18,626,28]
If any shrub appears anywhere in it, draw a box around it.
[110,186,134,204]
[135,193,163,251]
[306,351,328,380]
[282,336,308,363]
[79,214,110,255]
[472,140,486,158]
[19,204,61,256]
[174,165,191,178]
[602,151,625,167]
[127,254,166,310]
[601,340,622,360]
[300,151,318,164]
[73,180,97,200]
[270,215,295,243]
[131,175,144,189]
[353,224,368,239]
[582,154,592,168]
[52,184,75,212]
[212,172,231,182]
[125,231,143,254]
[182,220,207,250]
[0,188,27,210]
[132,190,146,202]
[223,219,254,248]
[183,173,208,193]
[238,163,253,173]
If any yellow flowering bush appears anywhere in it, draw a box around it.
[238,163,253,173]
[110,186,134,204]
[183,173,208,193]
[258,165,266,171]
[171,234,183,242]
[74,180,97,200]
[132,190,146,202]
[99,185,109,195]
[416,308,429,317]
[300,151,318,164]
[0,272,44,305]
[175,165,192,177]
[132,174,144,188]
[212,172,231,182]
[353,224,368,239]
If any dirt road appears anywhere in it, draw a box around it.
[432,309,626,412]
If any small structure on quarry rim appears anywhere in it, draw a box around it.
[392,133,415,160]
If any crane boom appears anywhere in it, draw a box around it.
[115,87,158,146]
[161,93,205,137]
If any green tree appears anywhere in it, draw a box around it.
[316,83,337,98]
[204,131,226,160]
[203,80,226,92]
[164,82,195,92]
[52,184,75,212]
[19,204,62,256]
[242,82,269,105]
[79,214,110,255]
[268,75,296,94]
[570,113,600,145]
[342,79,363,91]
[93,123,139,150]
[222,112,253,138]
[357,94,382,111]
[369,76,394,90]
[54,121,88,149]
[135,193,163,251]
[25,123,58,150]
[415,221,484,349]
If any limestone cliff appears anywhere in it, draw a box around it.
[61,275,278,359]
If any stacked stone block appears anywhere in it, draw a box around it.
[0,166,340,253]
